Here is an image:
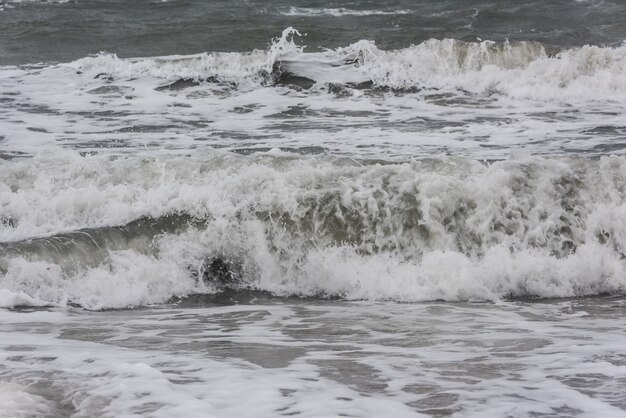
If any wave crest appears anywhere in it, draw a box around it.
[62,30,626,101]
[1,152,626,308]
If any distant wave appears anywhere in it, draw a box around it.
[62,28,626,101]
[1,152,625,309]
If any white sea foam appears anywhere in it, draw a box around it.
[58,34,626,100]
[1,299,626,416]
[66,27,302,85]
[1,30,625,158]
[0,254,201,310]
[0,383,56,418]
[0,308,429,417]
[0,288,55,308]
[1,30,626,308]
[1,152,625,309]
[69,50,270,84]
[281,38,626,100]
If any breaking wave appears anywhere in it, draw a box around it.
[64,28,626,100]
[1,151,625,309]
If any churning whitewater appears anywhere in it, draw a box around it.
[3,2,626,417]
[2,28,626,309]
[64,28,626,96]
[1,151,625,309]
[2,29,625,160]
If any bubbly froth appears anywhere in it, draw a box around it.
[1,152,625,309]
[65,33,626,99]
[2,30,625,159]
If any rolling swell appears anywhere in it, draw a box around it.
[0,214,204,274]
[1,152,625,308]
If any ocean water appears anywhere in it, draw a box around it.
[1,1,626,417]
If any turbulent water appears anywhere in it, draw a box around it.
[1,1,626,417]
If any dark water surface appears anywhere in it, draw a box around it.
[2,0,626,65]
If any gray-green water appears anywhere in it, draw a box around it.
[2,1,626,416]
